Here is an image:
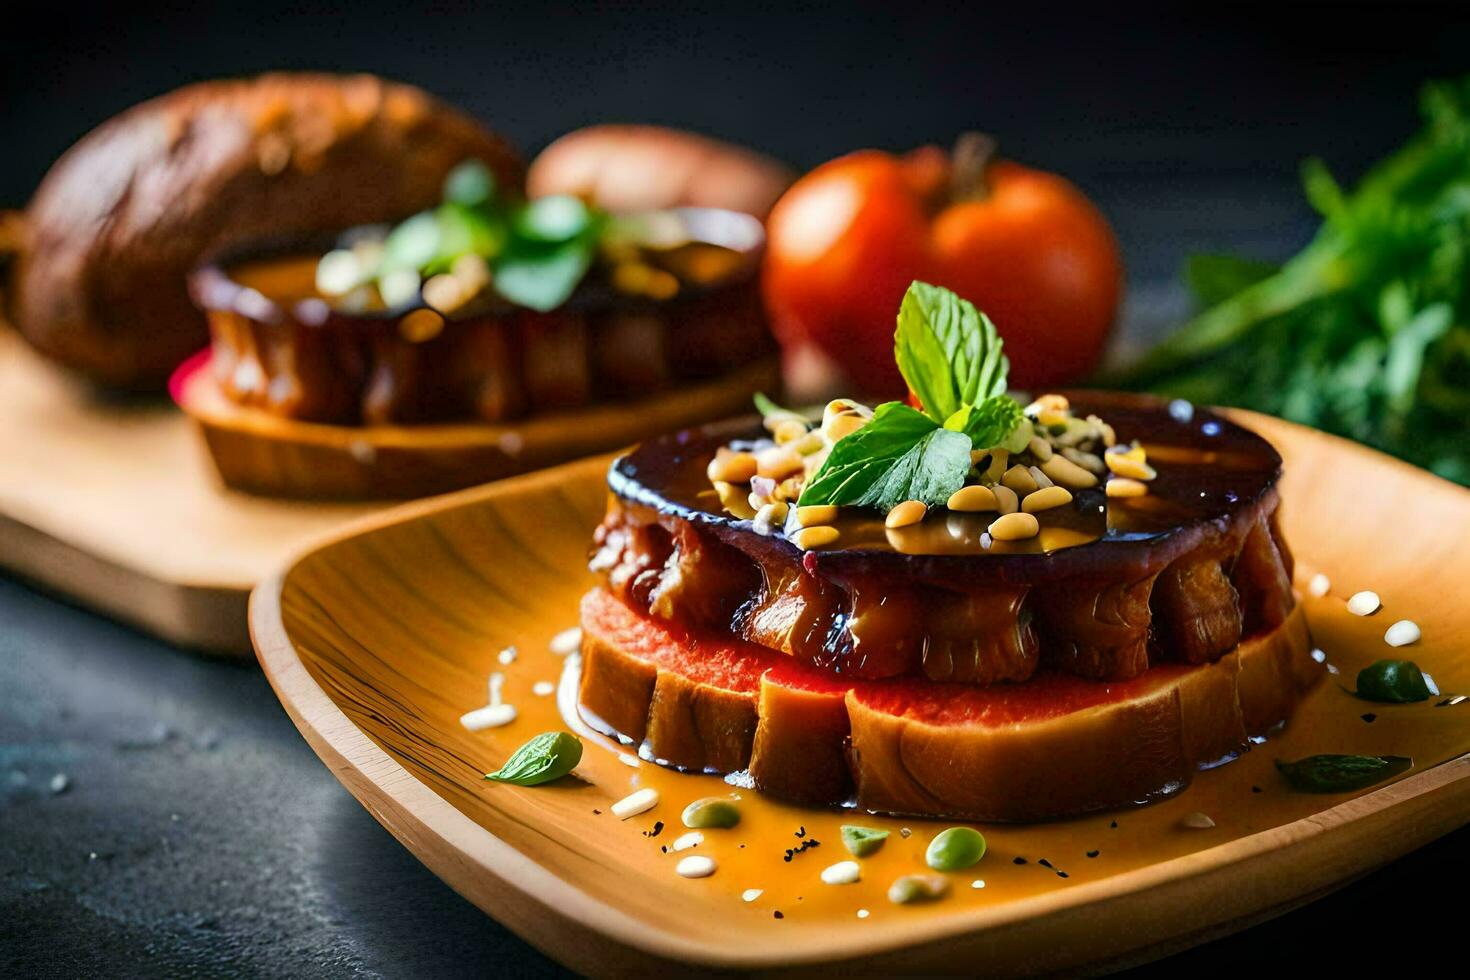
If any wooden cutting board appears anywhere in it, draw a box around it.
[0,330,380,656]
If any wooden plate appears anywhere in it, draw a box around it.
[251,411,1470,974]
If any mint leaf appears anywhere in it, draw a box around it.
[1354,659,1431,703]
[495,244,595,311]
[798,402,941,507]
[852,427,971,511]
[1275,754,1411,794]
[946,395,1027,451]
[895,281,1009,422]
[485,731,583,786]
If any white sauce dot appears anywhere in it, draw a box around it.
[1385,620,1421,647]
[1308,573,1331,597]
[742,888,764,903]
[676,855,716,878]
[1311,648,1327,663]
[532,681,555,697]
[820,860,861,885]
[497,646,518,665]
[671,831,704,852]
[459,703,517,731]
[612,787,659,819]
[971,879,986,889]
[549,627,583,656]
[617,752,641,768]
[856,909,870,919]
[1347,591,1381,616]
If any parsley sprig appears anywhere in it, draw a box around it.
[1114,76,1470,485]
[798,282,1026,511]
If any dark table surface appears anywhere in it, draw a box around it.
[6,7,1470,976]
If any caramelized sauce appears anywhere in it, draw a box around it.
[610,392,1283,578]
[442,584,1469,928]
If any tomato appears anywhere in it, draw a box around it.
[762,140,1122,396]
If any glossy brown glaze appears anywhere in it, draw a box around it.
[189,208,772,425]
[592,393,1296,685]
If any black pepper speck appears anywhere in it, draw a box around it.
[1109,820,1118,829]
[1251,786,1262,794]
[1361,712,1377,723]
[773,911,784,919]
[1057,871,1070,878]
[1013,857,1027,865]
[1086,850,1099,858]
[1038,858,1053,869]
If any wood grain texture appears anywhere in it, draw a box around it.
[0,330,378,655]
[252,410,1470,974]
[0,326,775,654]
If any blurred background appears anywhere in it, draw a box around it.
[5,3,1470,976]
[7,3,1470,283]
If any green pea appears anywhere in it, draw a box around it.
[681,797,741,829]
[887,874,950,905]
[840,824,890,857]
[925,826,986,871]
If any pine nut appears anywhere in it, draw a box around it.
[753,501,788,535]
[792,525,840,550]
[1026,393,1070,416]
[947,485,998,512]
[712,481,748,511]
[1107,441,1147,462]
[1106,477,1148,498]
[756,446,803,480]
[1063,447,1106,474]
[773,419,809,445]
[707,451,757,483]
[1026,435,1053,461]
[1022,485,1072,513]
[1308,573,1331,597]
[1180,811,1215,829]
[1040,454,1099,489]
[885,500,927,529]
[1348,591,1381,616]
[794,432,827,455]
[988,512,1040,540]
[992,484,1019,514]
[1384,620,1421,647]
[776,476,804,501]
[1028,465,1053,489]
[1001,464,1038,496]
[675,855,717,878]
[1105,453,1156,481]
[612,787,659,818]
[795,504,838,527]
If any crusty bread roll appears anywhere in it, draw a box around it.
[9,73,522,389]
[527,124,793,219]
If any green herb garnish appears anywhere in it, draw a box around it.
[341,160,606,314]
[1114,76,1470,486]
[1354,659,1432,703]
[798,281,1025,510]
[484,731,583,786]
[1274,754,1412,793]
[840,824,890,857]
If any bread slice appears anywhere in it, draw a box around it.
[578,586,1320,821]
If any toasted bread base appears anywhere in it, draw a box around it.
[578,587,1319,821]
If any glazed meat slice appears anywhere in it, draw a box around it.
[1032,574,1157,679]
[591,493,1297,687]
[1151,547,1243,664]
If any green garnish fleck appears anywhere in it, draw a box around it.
[484,731,583,786]
[1274,754,1412,794]
[840,825,890,857]
[924,826,987,871]
[1354,659,1431,703]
